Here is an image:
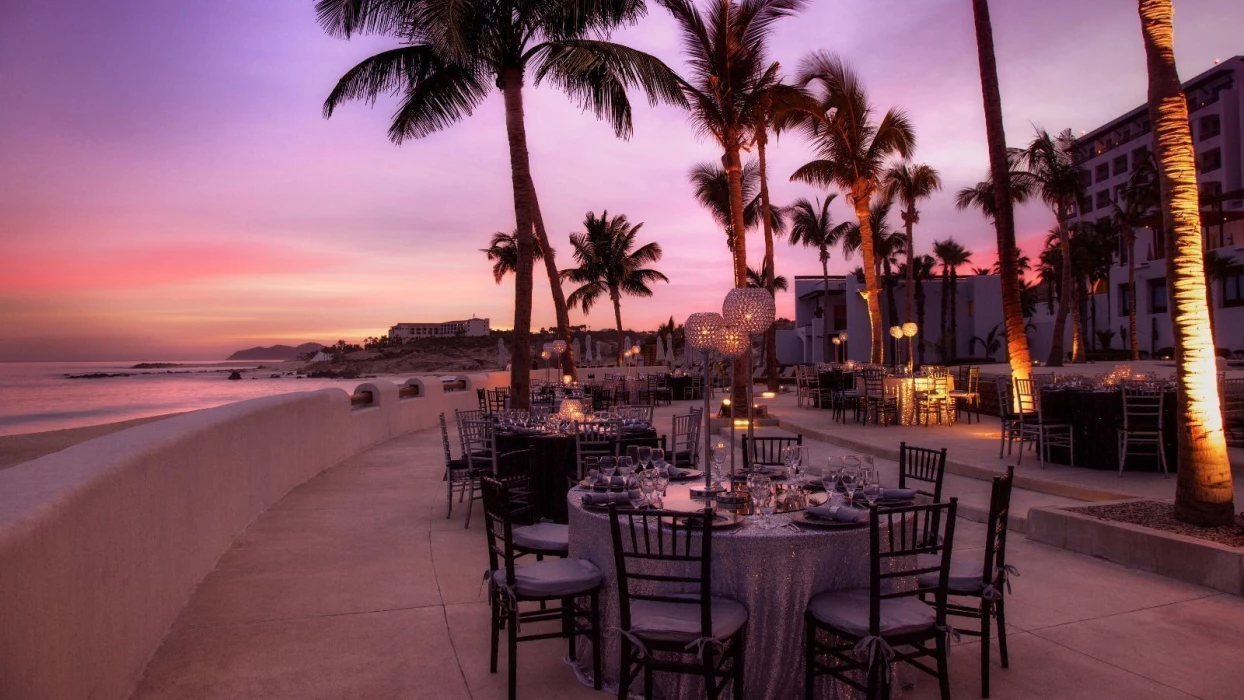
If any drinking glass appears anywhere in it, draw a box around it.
[840,466,860,503]
[749,475,773,527]
[794,446,810,481]
[782,447,798,481]
[636,446,652,471]
[655,465,671,498]
[617,456,635,488]
[600,457,617,491]
[638,473,657,507]
[628,487,645,509]
[651,448,665,468]
[711,445,727,487]
[862,480,881,508]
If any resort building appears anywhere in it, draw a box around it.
[780,274,1006,365]
[388,316,490,340]
[1063,54,1244,358]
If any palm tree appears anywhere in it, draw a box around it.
[971,266,992,276]
[933,238,972,363]
[481,229,544,284]
[969,0,1033,389]
[1114,149,1161,361]
[1203,250,1234,346]
[1139,0,1233,526]
[689,161,784,251]
[788,195,851,362]
[883,162,942,323]
[318,0,685,403]
[898,253,937,366]
[1013,128,1088,365]
[843,199,904,346]
[790,53,914,364]
[747,263,789,292]
[561,211,669,366]
[661,0,803,287]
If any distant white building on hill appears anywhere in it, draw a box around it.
[389,316,490,340]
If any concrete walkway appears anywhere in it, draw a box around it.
[128,415,1244,700]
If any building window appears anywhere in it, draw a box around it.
[1200,148,1222,173]
[1119,283,1131,316]
[1079,196,1093,214]
[1201,181,1223,201]
[1149,279,1168,314]
[1095,163,1110,183]
[1199,114,1221,140]
[1095,190,1111,210]
[1223,267,1244,308]
[1113,155,1128,175]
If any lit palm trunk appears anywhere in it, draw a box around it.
[756,125,780,391]
[501,70,536,408]
[853,196,885,364]
[1139,0,1234,525]
[970,0,1032,393]
[527,188,577,378]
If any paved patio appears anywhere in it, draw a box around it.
[127,405,1244,700]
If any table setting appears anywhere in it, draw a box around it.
[565,449,919,699]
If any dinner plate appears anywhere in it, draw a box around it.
[789,511,867,529]
[674,512,743,529]
[667,470,704,482]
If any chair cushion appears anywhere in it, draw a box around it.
[807,588,936,637]
[915,553,988,594]
[628,596,748,643]
[512,522,569,553]
[493,558,602,598]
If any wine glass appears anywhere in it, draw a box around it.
[636,446,652,471]
[711,444,727,487]
[840,465,860,503]
[749,475,773,527]
[651,447,665,468]
[617,456,635,488]
[628,486,645,509]
[862,476,881,508]
[782,446,798,481]
[655,465,671,499]
[600,456,617,491]
[638,472,657,507]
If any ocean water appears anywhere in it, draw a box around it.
[0,362,397,437]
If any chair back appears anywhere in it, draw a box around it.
[898,442,948,502]
[460,418,497,474]
[629,404,656,423]
[995,377,1013,418]
[477,388,488,411]
[1012,377,1040,421]
[574,420,621,479]
[439,412,457,465]
[979,467,1015,594]
[494,449,538,521]
[609,508,715,641]
[486,387,510,413]
[960,366,980,394]
[862,373,885,399]
[868,499,958,638]
[742,435,803,471]
[1121,385,1164,431]
[481,477,519,587]
[671,410,702,467]
[591,385,616,410]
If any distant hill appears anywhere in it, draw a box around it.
[226,343,323,361]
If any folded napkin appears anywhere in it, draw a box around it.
[581,490,641,505]
[877,487,918,500]
[586,470,628,487]
[656,461,686,478]
[805,504,867,523]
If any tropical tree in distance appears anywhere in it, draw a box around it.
[971,266,992,276]
[561,211,669,366]
[791,52,915,364]
[481,229,544,284]
[933,238,973,363]
[1202,250,1234,346]
[1114,150,1161,360]
[317,0,685,404]
[842,199,905,348]
[970,323,1005,360]
[903,254,938,365]
[788,195,851,363]
[1139,0,1233,526]
[968,0,1032,389]
[689,161,785,252]
[883,162,942,323]
[1013,128,1088,365]
[747,263,789,292]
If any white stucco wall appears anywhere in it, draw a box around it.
[0,371,509,700]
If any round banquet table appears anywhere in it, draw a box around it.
[1038,387,1178,471]
[884,375,956,426]
[495,428,660,522]
[567,483,871,700]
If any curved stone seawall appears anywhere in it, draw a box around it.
[0,371,509,700]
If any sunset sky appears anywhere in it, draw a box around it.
[2,0,1242,361]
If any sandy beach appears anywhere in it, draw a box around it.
[0,413,184,471]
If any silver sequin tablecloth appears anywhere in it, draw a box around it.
[568,485,871,700]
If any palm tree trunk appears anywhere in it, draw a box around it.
[971,0,1033,393]
[1129,232,1140,360]
[1205,271,1216,344]
[904,212,915,322]
[916,274,927,365]
[1047,286,1069,366]
[756,129,780,391]
[821,255,833,363]
[612,291,625,367]
[723,140,750,403]
[949,268,959,362]
[940,266,950,362]
[853,194,885,364]
[1140,0,1234,526]
[499,68,536,409]
[526,181,577,379]
[1058,214,1085,362]
[884,260,901,362]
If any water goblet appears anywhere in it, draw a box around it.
[781,446,798,481]
[655,465,671,498]
[636,446,652,472]
[651,448,665,468]
[862,480,882,509]
[600,456,617,491]
[711,445,727,486]
[840,466,860,503]
[638,473,657,507]
[628,487,645,509]
[617,456,635,486]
